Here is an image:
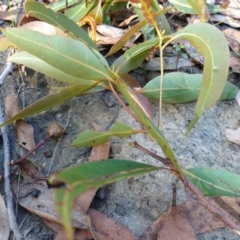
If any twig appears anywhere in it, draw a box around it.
[0,105,23,239]
[11,137,50,165]
[0,62,13,86]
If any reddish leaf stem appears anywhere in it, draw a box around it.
[11,135,51,165]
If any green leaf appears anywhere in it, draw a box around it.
[101,0,113,24]
[65,0,97,22]
[4,28,111,81]
[184,168,240,197]
[0,36,15,51]
[9,51,98,85]
[50,0,78,12]
[25,1,97,50]
[0,83,99,127]
[149,0,171,34]
[169,0,223,14]
[141,72,239,103]
[112,37,159,73]
[133,3,155,41]
[51,159,159,238]
[168,23,229,132]
[72,122,141,147]
[106,7,172,57]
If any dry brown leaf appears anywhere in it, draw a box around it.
[43,219,67,240]
[44,209,137,240]
[210,14,240,28]
[157,206,197,240]
[0,9,18,21]
[142,197,240,240]
[74,209,137,240]
[223,28,240,54]
[141,56,195,71]
[17,159,43,182]
[230,54,240,73]
[96,32,135,48]
[97,24,126,37]
[5,92,21,119]
[5,92,35,151]
[12,181,91,230]
[0,194,10,240]
[214,197,240,223]
[178,201,225,234]
[139,209,171,240]
[222,0,240,19]
[74,122,110,213]
[15,120,35,151]
[226,128,240,145]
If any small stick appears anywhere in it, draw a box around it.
[11,136,51,165]
[0,62,13,86]
[0,105,23,239]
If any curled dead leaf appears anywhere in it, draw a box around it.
[15,120,35,151]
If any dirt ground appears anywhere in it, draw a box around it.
[0,48,240,239]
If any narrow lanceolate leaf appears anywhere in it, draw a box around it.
[169,23,229,132]
[50,159,159,239]
[51,0,78,12]
[133,3,155,41]
[0,83,100,127]
[112,37,159,73]
[9,52,97,85]
[169,0,223,14]
[140,72,239,103]
[4,28,111,81]
[72,122,143,147]
[149,0,171,34]
[65,0,97,22]
[25,1,97,50]
[184,168,240,197]
[138,0,157,27]
[106,8,172,57]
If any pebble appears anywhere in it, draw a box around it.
[111,144,122,154]
[44,150,52,158]
[115,204,126,216]
[56,113,62,118]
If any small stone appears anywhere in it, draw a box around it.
[56,113,62,118]
[44,150,52,158]
[115,204,126,216]
[54,159,59,164]
[111,144,122,154]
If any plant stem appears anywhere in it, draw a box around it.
[158,36,164,129]
[112,72,182,176]
[11,136,51,165]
